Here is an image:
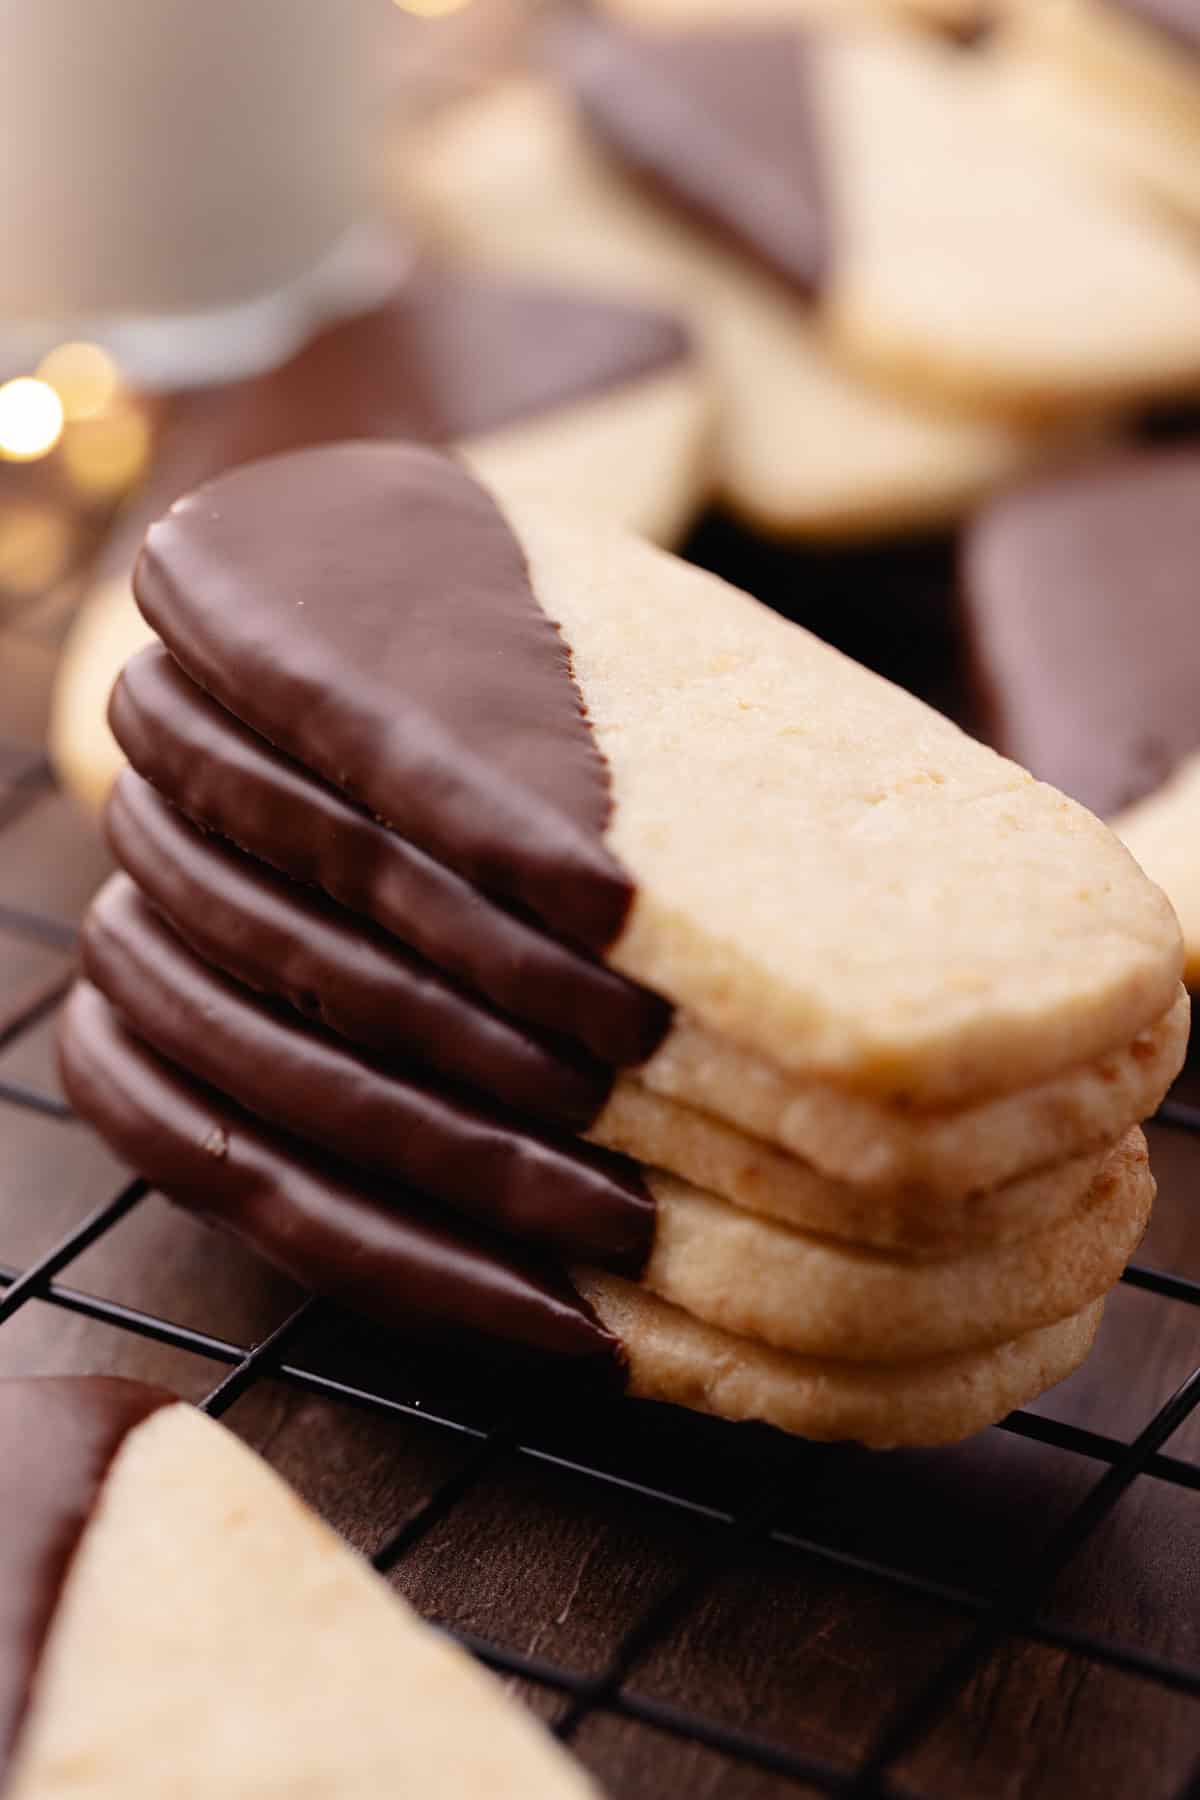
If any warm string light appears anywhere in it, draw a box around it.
[36,340,120,421]
[0,342,149,601]
[0,377,64,461]
[0,341,149,490]
[0,501,74,595]
[61,402,151,499]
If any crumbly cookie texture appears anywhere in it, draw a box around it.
[577,1274,1106,1448]
[639,1129,1150,1362]
[822,30,1200,419]
[503,492,1183,1102]
[398,77,1078,539]
[7,1403,599,1799]
[627,989,1188,1195]
[591,1079,1117,1255]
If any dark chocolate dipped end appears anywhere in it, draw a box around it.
[109,647,671,1069]
[0,1377,173,1776]
[961,446,1200,817]
[81,878,655,1273]
[57,983,621,1366]
[133,444,633,950]
[105,770,613,1131]
[548,13,830,298]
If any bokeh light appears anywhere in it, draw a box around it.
[60,401,151,500]
[0,378,64,462]
[36,341,120,422]
[393,0,475,16]
[0,501,74,596]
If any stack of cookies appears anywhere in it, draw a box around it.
[59,444,1188,1448]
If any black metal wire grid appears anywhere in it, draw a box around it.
[2,748,1199,1800]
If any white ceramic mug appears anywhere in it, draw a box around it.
[0,0,382,383]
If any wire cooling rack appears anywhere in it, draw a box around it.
[1,739,1199,1798]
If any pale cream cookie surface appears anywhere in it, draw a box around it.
[578,1274,1106,1448]
[8,1403,599,1798]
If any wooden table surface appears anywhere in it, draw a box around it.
[1,550,1198,1800]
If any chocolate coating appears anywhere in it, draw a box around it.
[82,877,654,1271]
[963,447,1200,817]
[135,444,633,949]
[229,261,692,449]
[550,15,828,297]
[0,1377,171,1774]
[106,769,612,1129]
[109,647,669,1067]
[58,983,619,1364]
[1111,0,1200,55]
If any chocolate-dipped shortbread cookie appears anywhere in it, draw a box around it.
[61,443,1183,1445]
[964,443,1200,985]
[0,1377,600,1797]
[50,259,712,815]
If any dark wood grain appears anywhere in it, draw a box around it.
[0,559,1196,1800]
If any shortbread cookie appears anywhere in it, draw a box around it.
[638,1136,1147,1360]
[104,775,614,1129]
[78,875,1151,1359]
[636,993,1187,1197]
[131,446,1183,1107]
[580,1276,1105,1448]
[81,874,652,1272]
[398,74,1075,538]
[60,982,616,1364]
[103,645,1188,1210]
[59,443,1170,1444]
[49,261,712,815]
[1,1378,598,1797]
[103,757,1158,1252]
[55,1000,1110,1445]
[95,787,1162,1259]
[106,652,666,1069]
